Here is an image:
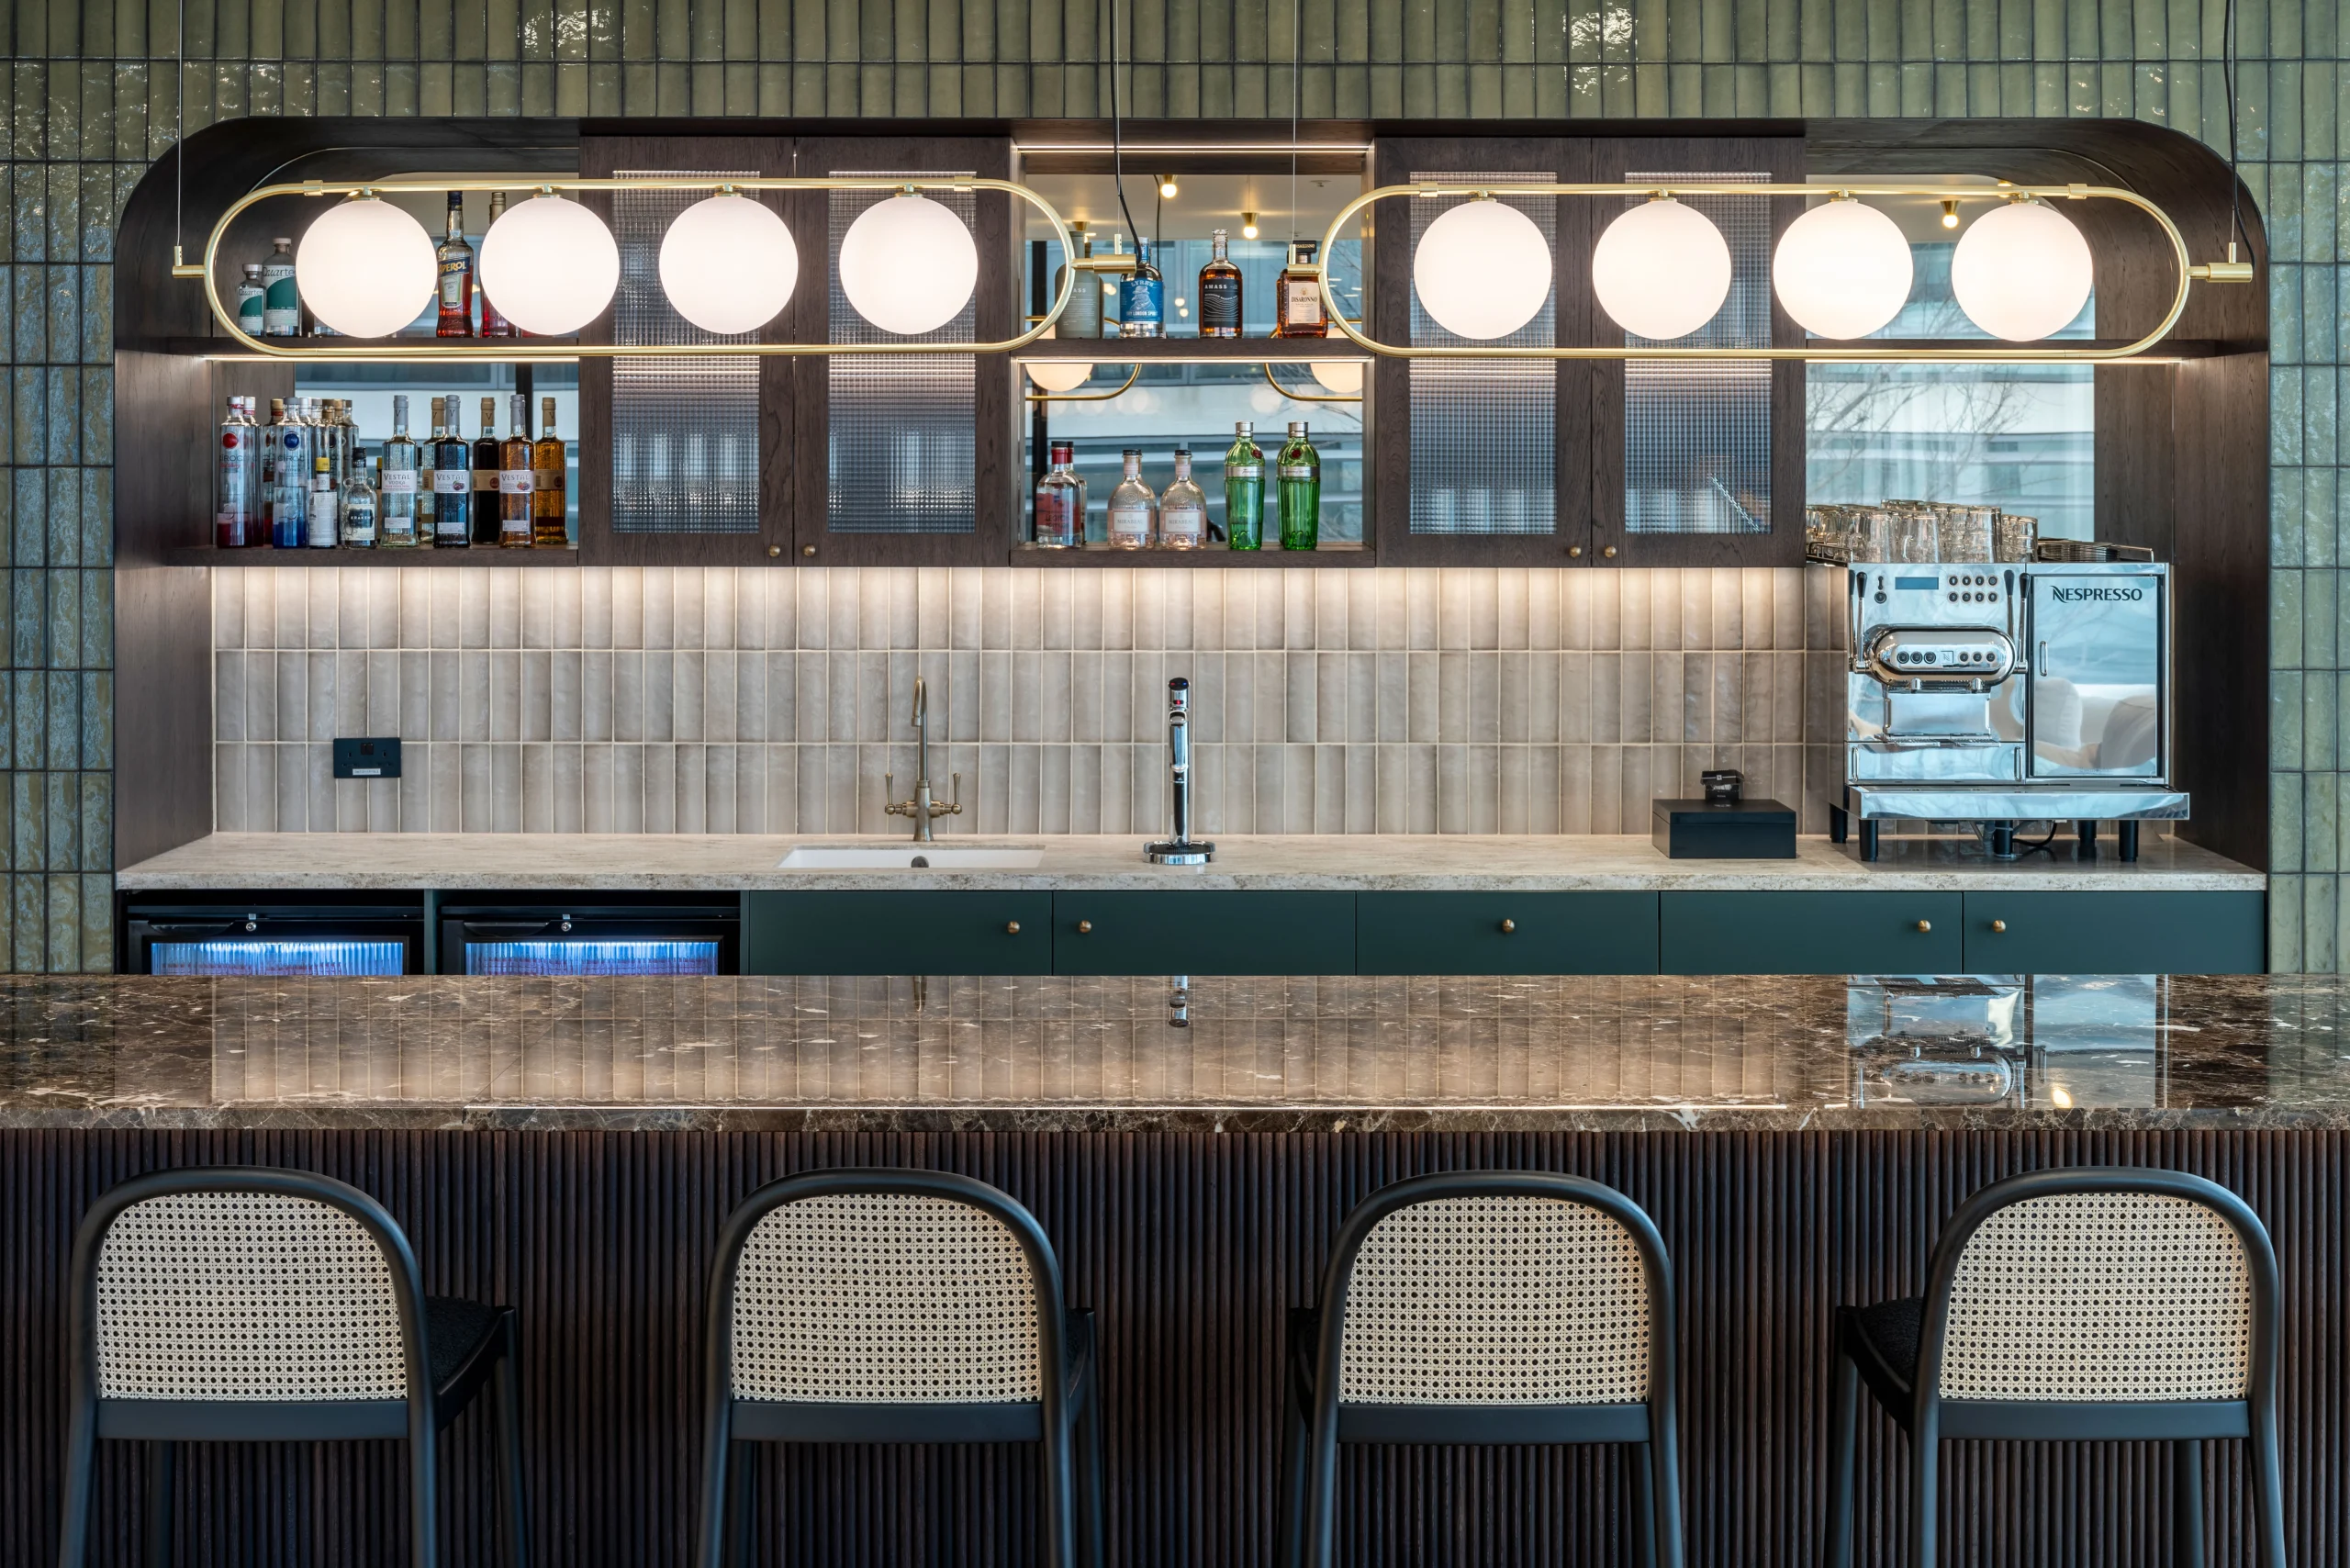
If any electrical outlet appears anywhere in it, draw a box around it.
[332,737,403,779]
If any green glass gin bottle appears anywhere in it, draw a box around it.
[1223,420,1264,550]
[1277,420,1320,551]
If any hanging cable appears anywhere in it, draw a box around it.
[1288,0,1302,247]
[173,0,186,267]
[2221,0,2248,262]
[1105,0,1140,250]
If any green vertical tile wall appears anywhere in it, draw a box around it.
[0,0,2325,969]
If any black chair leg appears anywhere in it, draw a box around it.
[144,1441,176,1568]
[2172,1439,2204,1568]
[725,1443,755,1568]
[1628,1442,1658,1568]
[1074,1377,1104,1568]
[1275,1332,1311,1568]
[1826,1347,1858,1568]
[492,1336,531,1568]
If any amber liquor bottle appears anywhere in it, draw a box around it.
[1276,241,1326,338]
[1197,229,1242,339]
[499,395,534,546]
[531,397,568,547]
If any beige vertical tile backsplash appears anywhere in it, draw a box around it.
[212,566,1830,835]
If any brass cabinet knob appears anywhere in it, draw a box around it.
[1077,920,1093,935]
[1915,920,1931,933]
[768,544,782,557]
[1602,545,1618,559]
[1499,918,1516,934]
[801,543,818,556]
[1004,921,1021,935]
[1990,919,2007,934]
[1567,546,1583,558]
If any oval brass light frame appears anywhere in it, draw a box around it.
[1313,181,2239,363]
[196,174,1095,361]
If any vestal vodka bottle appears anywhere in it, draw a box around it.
[1277,421,1321,550]
[1223,421,1264,551]
[379,395,421,547]
[432,395,472,545]
[471,395,502,543]
[499,395,534,546]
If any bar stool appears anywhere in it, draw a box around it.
[1279,1170,1684,1568]
[693,1168,1101,1568]
[57,1166,528,1568]
[1828,1167,2285,1568]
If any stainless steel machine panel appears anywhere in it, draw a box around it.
[2026,569,2165,780]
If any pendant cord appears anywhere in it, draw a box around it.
[1106,0,1140,252]
[2221,0,2247,261]
[1288,0,1302,248]
[173,0,185,262]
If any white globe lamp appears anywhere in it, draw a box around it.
[658,193,799,334]
[1772,196,1913,340]
[1414,197,1551,340]
[1592,196,1734,341]
[292,195,437,338]
[839,193,979,335]
[479,192,621,335]
[1310,358,1365,396]
[1024,330,1094,393]
[1950,198,2094,341]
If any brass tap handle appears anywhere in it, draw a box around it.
[1915,920,1931,933]
[1005,921,1021,935]
[1499,918,1516,934]
[1990,919,2007,933]
[1077,920,1093,935]
[931,771,965,819]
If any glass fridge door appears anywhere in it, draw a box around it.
[2026,572,2165,778]
[147,937,408,976]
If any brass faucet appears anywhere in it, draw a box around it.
[884,677,962,842]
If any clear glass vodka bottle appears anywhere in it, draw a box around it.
[1107,448,1157,549]
[1032,441,1086,548]
[379,394,422,547]
[1159,448,1207,549]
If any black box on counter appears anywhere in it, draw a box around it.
[1651,798,1797,858]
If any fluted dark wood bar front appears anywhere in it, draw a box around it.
[4,972,2342,1568]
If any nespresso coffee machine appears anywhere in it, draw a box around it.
[1827,557,2187,860]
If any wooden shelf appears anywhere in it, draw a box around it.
[1017,336,1368,361]
[165,545,579,567]
[1010,543,1373,566]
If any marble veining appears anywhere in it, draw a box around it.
[116,831,2264,892]
[0,972,2336,1133]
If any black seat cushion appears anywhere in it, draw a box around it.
[423,1296,502,1392]
[1850,1295,1924,1394]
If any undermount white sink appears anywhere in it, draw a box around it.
[777,846,1046,870]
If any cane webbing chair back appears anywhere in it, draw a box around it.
[730,1192,1043,1403]
[1337,1193,1652,1406]
[1939,1191,2254,1403]
[93,1192,407,1401]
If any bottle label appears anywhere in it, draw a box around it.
[263,266,298,334]
[1225,463,1262,480]
[1108,503,1153,543]
[1119,277,1163,330]
[1278,464,1317,480]
[474,467,498,492]
[1283,278,1324,325]
[498,469,533,495]
[1199,274,1242,331]
[381,469,419,495]
[237,286,264,332]
[1160,504,1206,543]
[533,467,561,490]
[341,499,378,544]
[431,469,469,494]
[439,259,468,310]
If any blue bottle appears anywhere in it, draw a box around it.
[1118,239,1164,338]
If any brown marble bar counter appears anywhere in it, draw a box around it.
[6,975,2346,1568]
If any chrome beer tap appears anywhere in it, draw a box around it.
[1145,677,1214,865]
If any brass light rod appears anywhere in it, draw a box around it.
[1023,364,1143,403]
[1259,364,1362,404]
[1313,181,2246,363]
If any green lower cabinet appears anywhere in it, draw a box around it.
[1051,891,1357,975]
[742,890,1054,975]
[1356,892,1661,974]
[1661,890,1964,974]
[1960,890,2266,973]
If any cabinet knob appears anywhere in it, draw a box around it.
[1004,921,1021,935]
[1077,919,1093,935]
[1602,545,1618,559]
[1499,918,1516,934]
[768,544,782,557]
[1567,546,1583,559]
[1990,919,2007,934]
[801,543,818,557]
[1914,920,1931,934]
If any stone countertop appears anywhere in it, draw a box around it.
[0,972,2333,1133]
[115,831,2265,893]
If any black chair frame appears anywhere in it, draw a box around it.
[57,1165,528,1568]
[1280,1170,1684,1568]
[693,1167,1101,1568]
[1828,1165,2286,1568]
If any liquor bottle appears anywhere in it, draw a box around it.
[379,395,421,547]
[1119,240,1164,339]
[471,395,503,544]
[1053,221,1102,339]
[236,263,266,337]
[1276,241,1326,338]
[1223,420,1265,551]
[1159,448,1207,548]
[1107,448,1157,549]
[216,396,263,548]
[498,394,534,547]
[269,400,307,548]
[436,192,475,339]
[478,193,515,337]
[1197,229,1242,339]
[532,397,568,546]
[262,238,299,336]
[1277,421,1321,550]
[1102,232,1127,334]
[308,454,341,548]
[340,457,380,547]
[432,394,472,544]
[1032,440,1086,549]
